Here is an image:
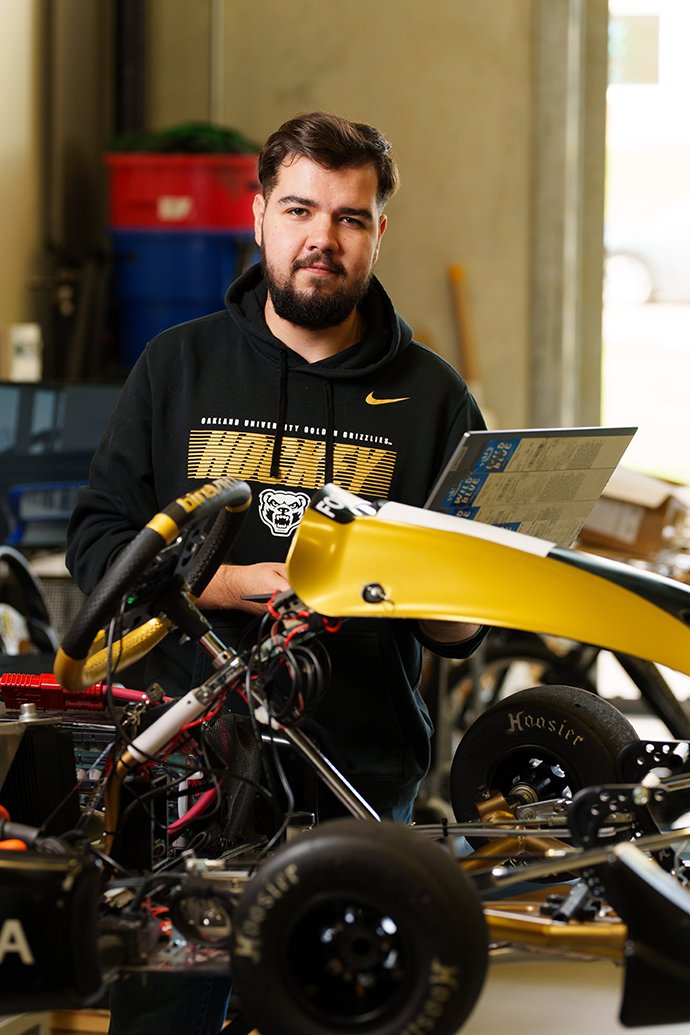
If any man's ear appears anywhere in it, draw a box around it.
[252,193,266,246]
[373,213,387,263]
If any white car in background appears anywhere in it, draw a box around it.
[604,195,690,305]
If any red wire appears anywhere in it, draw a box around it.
[168,787,218,836]
[284,623,309,646]
[181,698,224,732]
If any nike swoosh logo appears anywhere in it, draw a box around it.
[365,392,411,406]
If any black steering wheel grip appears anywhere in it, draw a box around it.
[54,478,252,692]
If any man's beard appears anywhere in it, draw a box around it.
[261,243,371,330]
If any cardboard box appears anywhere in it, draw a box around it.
[578,467,690,559]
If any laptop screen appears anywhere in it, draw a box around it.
[425,426,637,548]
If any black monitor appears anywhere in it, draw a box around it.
[0,380,122,547]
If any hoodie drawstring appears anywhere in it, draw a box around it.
[271,348,335,485]
[323,379,334,484]
[270,348,288,479]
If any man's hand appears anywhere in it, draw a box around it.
[196,562,290,615]
[418,619,481,644]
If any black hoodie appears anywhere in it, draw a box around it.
[66,263,486,815]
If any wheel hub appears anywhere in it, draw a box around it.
[288,898,408,1022]
[495,751,571,804]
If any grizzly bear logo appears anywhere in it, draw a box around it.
[258,489,310,537]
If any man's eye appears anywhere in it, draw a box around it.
[341,216,364,227]
[287,207,308,217]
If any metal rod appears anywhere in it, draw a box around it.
[280,724,381,822]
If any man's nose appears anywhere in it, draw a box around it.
[306,215,339,251]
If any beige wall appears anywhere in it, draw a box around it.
[0,0,40,342]
[148,0,535,426]
[148,0,213,125]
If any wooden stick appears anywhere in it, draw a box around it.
[448,263,480,385]
[448,263,497,426]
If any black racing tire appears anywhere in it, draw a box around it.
[450,684,639,829]
[231,818,488,1035]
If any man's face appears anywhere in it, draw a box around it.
[252,156,387,330]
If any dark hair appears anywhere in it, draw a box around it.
[258,111,400,210]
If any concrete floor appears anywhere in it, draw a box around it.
[462,956,690,1034]
[14,966,690,1035]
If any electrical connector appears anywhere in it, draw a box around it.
[0,673,159,712]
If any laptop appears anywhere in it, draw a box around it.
[424,426,637,548]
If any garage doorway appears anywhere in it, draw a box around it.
[602,0,690,485]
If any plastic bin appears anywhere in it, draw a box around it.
[105,153,259,231]
[109,229,258,368]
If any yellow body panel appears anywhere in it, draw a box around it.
[286,506,690,676]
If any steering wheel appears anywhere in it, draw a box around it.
[54,478,252,692]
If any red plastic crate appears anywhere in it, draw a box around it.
[105,153,260,231]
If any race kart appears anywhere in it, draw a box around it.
[2,477,690,1034]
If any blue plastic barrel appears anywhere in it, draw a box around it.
[109,229,258,368]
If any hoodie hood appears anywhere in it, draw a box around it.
[224,262,415,481]
[224,262,414,379]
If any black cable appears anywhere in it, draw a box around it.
[33,608,133,839]
[117,871,189,916]
[256,721,296,861]
[243,662,288,835]
[116,767,208,831]
[82,841,135,877]
[259,640,330,725]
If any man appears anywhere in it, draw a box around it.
[66,110,487,1033]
